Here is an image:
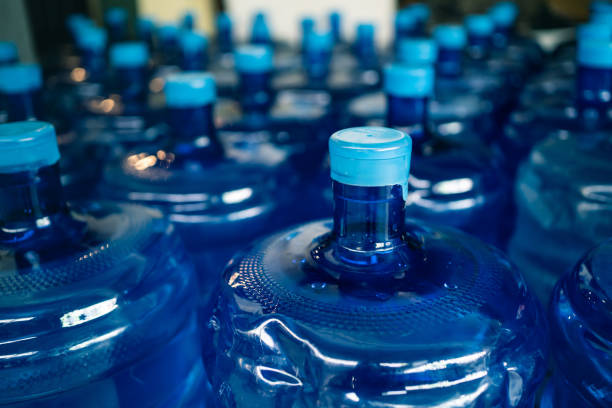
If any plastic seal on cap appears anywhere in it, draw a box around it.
[105,7,127,25]
[0,64,42,94]
[410,3,430,22]
[384,64,434,98]
[0,41,18,64]
[465,15,494,36]
[164,72,216,108]
[179,30,208,54]
[235,45,273,73]
[578,23,612,42]
[0,121,60,172]
[305,31,333,52]
[489,2,518,27]
[577,40,612,69]
[110,42,149,68]
[433,25,467,49]
[397,38,438,64]
[76,26,108,52]
[329,127,412,198]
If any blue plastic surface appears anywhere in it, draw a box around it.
[489,1,518,27]
[544,239,612,407]
[0,64,42,94]
[465,14,494,36]
[0,41,18,64]
[209,126,547,407]
[165,72,216,107]
[179,30,208,54]
[397,38,438,64]
[251,12,271,45]
[0,121,59,170]
[577,39,612,68]
[434,24,467,49]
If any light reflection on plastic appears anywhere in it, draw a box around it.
[380,350,487,374]
[432,178,474,195]
[0,316,35,324]
[0,351,38,360]
[222,188,253,204]
[403,370,488,391]
[60,298,118,327]
[69,327,126,351]
[242,318,359,368]
[345,392,359,402]
[254,366,303,387]
[409,175,431,189]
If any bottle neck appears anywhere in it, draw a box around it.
[80,49,106,82]
[467,34,491,59]
[437,47,463,78]
[180,48,207,71]
[2,89,43,122]
[304,48,331,80]
[386,95,429,149]
[239,71,273,116]
[356,37,377,69]
[167,103,223,159]
[576,65,612,116]
[332,182,406,258]
[0,162,67,243]
[115,66,148,105]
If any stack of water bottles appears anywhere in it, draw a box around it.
[0,1,609,406]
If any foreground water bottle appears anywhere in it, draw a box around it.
[542,239,612,408]
[0,121,209,407]
[210,126,547,406]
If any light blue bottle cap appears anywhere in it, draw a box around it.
[357,23,375,40]
[235,45,273,73]
[179,30,208,54]
[329,127,412,197]
[433,25,467,49]
[0,41,18,63]
[158,25,179,41]
[165,72,216,108]
[182,12,195,29]
[305,31,333,52]
[578,40,612,68]
[489,2,518,27]
[105,7,127,25]
[395,9,417,30]
[0,64,42,94]
[217,12,232,29]
[578,23,612,41]
[410,3,430,22]
[138,17,155,33]
[76,26,108,52]
[397,38,438,64]
[301,17,315,32]
[110,42,149,68]
[465,14,494,36]
[384,64,434,97]
[0,121,60,172]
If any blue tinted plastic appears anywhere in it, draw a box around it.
[138,17,155,48]
[104,7,127,43]
[0,41,17,65]
[0,121,209,407]
[209,126,547,406]
[217,13,233,53]
[179,30,208,71]
[543,239,612,407]
[251,12,271,45]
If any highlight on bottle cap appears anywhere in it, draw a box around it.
[578,23,612,42]
[77,26,108,52]
[179,30,208,54]
[0,64,42,94]
[465,14,494,37]
[384,64,434,98]
[164,72,216,108]
[0,121,60,172]
[234,45,273,73]
[104,7,127,25]
[489,2,518,27]
[434,24,467,49]
[329,127,412,197]
[0,41,18,64]
[397,38,438,65]
[110,42,149,68]
[577,40,612,69]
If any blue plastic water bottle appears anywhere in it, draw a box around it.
[509,40,612,303]
[209,126,547,407]
[0,121,210,407]
[0,41,18,66]
[178,30,208,71]
[0,64,43,122]
[104,7,128,44]
[542,239,612,407]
